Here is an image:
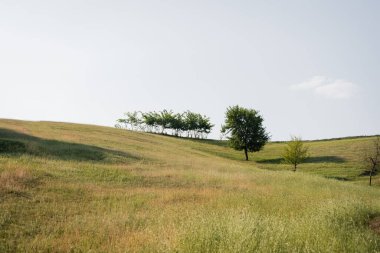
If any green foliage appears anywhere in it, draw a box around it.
[116,111,142,131]
[283,136,310,171]
[117,110,214,139]
[221,105,269,160]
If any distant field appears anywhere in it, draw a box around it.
[193,135,379,182]
[0,119,380,252]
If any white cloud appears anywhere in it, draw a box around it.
[290,76,358,99]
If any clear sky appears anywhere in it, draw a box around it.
[1,0,379,140]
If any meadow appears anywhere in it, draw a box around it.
[0,119,379,252]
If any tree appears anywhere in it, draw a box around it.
[197,114,213,139]
[283,136,309,172]
[184,111,198,138]
[365,136,380,186]
[116,111,141,130]
[170,113,185,136]
[159,109,174,134]
[221,105,270,161]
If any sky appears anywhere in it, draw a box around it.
[1,0,379,140]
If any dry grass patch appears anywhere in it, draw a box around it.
[0,167,36,196]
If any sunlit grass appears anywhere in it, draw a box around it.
[191,135,378,181]
[0,119,379,252]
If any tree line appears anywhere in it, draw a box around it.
[115,110,214,139]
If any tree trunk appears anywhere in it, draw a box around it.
[244,147,248,161]
[370,167,374,186]
[294,164,297,172]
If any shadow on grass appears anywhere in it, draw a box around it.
[326,176,350,181]
[0,128,139,162]
[153,133,229,147]
[189,138,229,147]
[359,170,378,176]
[256,156,346,164]
[306,156,346,163]
[256,158,284,164]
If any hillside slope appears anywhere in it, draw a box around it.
[194,135,379,182]
[0,119,380,252]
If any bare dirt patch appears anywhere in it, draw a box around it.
[369,217,380,235]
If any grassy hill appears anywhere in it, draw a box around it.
[194,135,379,182]
[0,119,380,252]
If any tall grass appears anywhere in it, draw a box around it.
[0,119,379,252]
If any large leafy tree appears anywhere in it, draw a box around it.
[221,105,270,161]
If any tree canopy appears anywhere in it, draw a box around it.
[283,136,309,171]
[221,105,270,160]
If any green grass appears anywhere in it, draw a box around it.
[0,119,380,252]
[192,136,378,182]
